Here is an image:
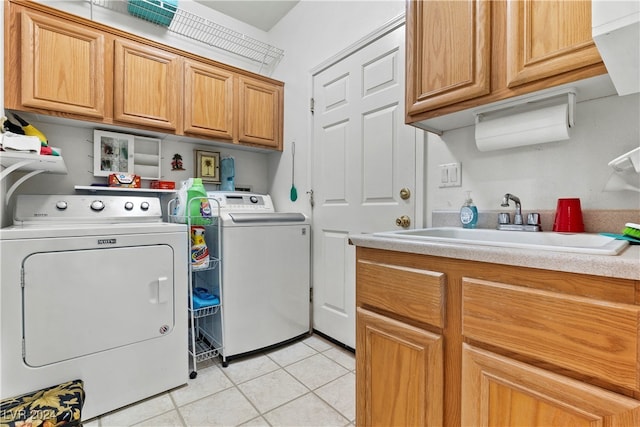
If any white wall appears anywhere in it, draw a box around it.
[426,93,640,218]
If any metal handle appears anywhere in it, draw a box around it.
[400,188,411,200]
[395,215,411,228]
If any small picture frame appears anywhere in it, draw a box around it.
[93,130,134,177]
[194,150,221,183]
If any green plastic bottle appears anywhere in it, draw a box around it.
[187,178,212,225]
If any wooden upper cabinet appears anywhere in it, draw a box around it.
[183,59,234,140]
[238,75,283,150]
[406,0,491,116]
[462,345,640,426]
[405,0,606,125]
[506,0,603,88]
[16,9,106,118]
[113,39,181,131]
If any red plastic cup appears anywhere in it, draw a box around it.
[553,198,584,232]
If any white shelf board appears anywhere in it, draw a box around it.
[74,185,176,193]
[0,150,67,175]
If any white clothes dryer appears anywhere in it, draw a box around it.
[0,195,188,420]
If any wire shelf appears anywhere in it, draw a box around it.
[90,0,284,72]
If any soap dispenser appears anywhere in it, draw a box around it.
[460,191,478,229]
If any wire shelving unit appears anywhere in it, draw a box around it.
[89,0,284,73]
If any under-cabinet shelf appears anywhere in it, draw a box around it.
[74,185,175,193]
[1,150,68,203]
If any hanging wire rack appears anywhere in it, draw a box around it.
[89,0,284,73]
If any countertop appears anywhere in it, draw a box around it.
[349,233,640,281]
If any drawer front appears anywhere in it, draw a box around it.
[357,259,445,328]
[462,278,640,391]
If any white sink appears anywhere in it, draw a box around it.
[373,227,629,255]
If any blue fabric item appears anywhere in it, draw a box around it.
[220,156,235,191]
[192,287,220,309]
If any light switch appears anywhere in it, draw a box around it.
[439,162,462,188]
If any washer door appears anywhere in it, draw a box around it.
[22,245,175,367]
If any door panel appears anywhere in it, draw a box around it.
[462,344,640,425]
[312,23,421,348]
[20,10,105,118]
[23,245,175,366]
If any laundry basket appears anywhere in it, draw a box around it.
[0,379,85,427]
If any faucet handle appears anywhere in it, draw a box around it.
[498,212,510,224]
[527,212,541,226]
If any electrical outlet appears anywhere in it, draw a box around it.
[439,162,462,188]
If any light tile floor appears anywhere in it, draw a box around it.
[84,334,355,427]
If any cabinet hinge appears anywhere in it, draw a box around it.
[310,98,315,114]
[309,286,313,303]
[20,268,25,288]
[22,338,26,359]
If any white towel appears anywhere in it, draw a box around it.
[0,132,41,153]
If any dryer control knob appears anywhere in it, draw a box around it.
[249,196,258,204]
[124,201,134,211]
[90,200,105,211]
[140,201,150,211]
[55,201,68,210]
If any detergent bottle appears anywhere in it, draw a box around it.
[190,226,210,270]
[187,178,212,225]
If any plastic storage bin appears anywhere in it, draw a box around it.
[127,0,178,27]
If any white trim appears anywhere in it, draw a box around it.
[310,12,406,76]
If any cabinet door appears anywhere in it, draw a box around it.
[405,0,491,116]
[183,59,234,140]
[462,344,640,426]
[506,0,603,88]
[18,9,105,118]
[356,307,443,427]
[113,39,181,130]
[237,75,283,150]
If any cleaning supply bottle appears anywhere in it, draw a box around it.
[460,191,478,229]
[190,226,210,270]
[187,178,212,225]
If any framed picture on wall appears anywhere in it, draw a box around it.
[93,130,134,177]
[194,150,221,183]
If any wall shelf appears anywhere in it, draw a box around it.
[90,0,285,74]
[74,185,175,193]
[0,150,67,204]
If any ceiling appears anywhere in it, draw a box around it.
[193,0,300,32]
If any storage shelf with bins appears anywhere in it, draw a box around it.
[169,196,226,377]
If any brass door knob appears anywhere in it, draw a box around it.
[400,188,411,200]
[395,215,411,228]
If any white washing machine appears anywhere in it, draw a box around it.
[206,191,310,360]
[0,195,188,420]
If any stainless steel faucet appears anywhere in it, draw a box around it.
[498,193,541,231]
[501,193,523,225]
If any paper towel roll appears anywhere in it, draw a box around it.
[475,104,570,152]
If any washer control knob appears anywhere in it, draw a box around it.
[90,200,105,211]
[55,201,68,210]
[140,201,150,211]
[249,196,258,204]
[124,201,134,211]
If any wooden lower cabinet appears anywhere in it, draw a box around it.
[355,246,640,426]
[356,307,443,427]
[462,344,640,425]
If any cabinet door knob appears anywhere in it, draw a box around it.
[395,215,411,228]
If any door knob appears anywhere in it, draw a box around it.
[395,215,411,228]
[400,188,411,200]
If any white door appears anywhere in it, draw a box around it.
[311,20,423,348]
